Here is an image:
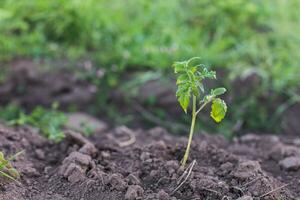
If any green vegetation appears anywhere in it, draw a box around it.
[0,103,67,142]
[173,58,227,167]
[0,0,299,136]
[0,151,22,182]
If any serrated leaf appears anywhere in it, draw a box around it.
[176,74,189,84]
[173,57,220,113]
[212,87,226,96]
[187,57,202,68]
[201,68,216,79]
[192,84,200,97]
[178,90,190,113]
[210,98,227,123]
[173,62,186,73]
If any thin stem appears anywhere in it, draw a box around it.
[181,95,197,168]
[195,101,208,116]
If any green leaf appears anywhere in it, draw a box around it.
[176,74,189,84]
[210,98,227,123]
[173,61,186,73]
[173,57,223,114]
[187,57,202,68]
[176,85,191,113]
[178,94,190,113]
[212,87,226,96]
[201,68,216,79]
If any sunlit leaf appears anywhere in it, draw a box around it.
[210,98,227,123]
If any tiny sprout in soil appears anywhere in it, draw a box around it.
[0,151,23,182]
[173,57,227,168]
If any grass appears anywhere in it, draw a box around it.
[0,151,22,182]
[0,103,67,142]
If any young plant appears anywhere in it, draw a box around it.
[173,57,227,167]
[0,151,23,182]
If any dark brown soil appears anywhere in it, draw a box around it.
[0,123,299,200]
[1,59,300,200]
[0,59,97,110]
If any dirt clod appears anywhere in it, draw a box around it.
[35,149,45,160]
[125,185,144,200]
[157,189,170,199]
[236,195,253,200]
[109,173,128,191]
[59,151,92,183]
[165,160,179,174]
[126,174,141,185]
[0,124,299,199]
[64,163,86,183]
[279,156,300,171]
[232,160,262,180]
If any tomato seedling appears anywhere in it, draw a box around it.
[173,57,227,167]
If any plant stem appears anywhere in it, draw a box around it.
[181,95,197,168]
[195,101,208,116]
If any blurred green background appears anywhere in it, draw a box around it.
[0,0,299,137]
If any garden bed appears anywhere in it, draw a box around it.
[0,123,299,199]
[0,59,299,200]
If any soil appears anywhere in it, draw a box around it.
[0,59,97,110]
[0,59,300,200]
[0,123,299,200]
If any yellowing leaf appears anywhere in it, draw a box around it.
[210,98,227,123]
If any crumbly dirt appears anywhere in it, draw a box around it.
[1,59,300,199]
[0,123,299,200]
